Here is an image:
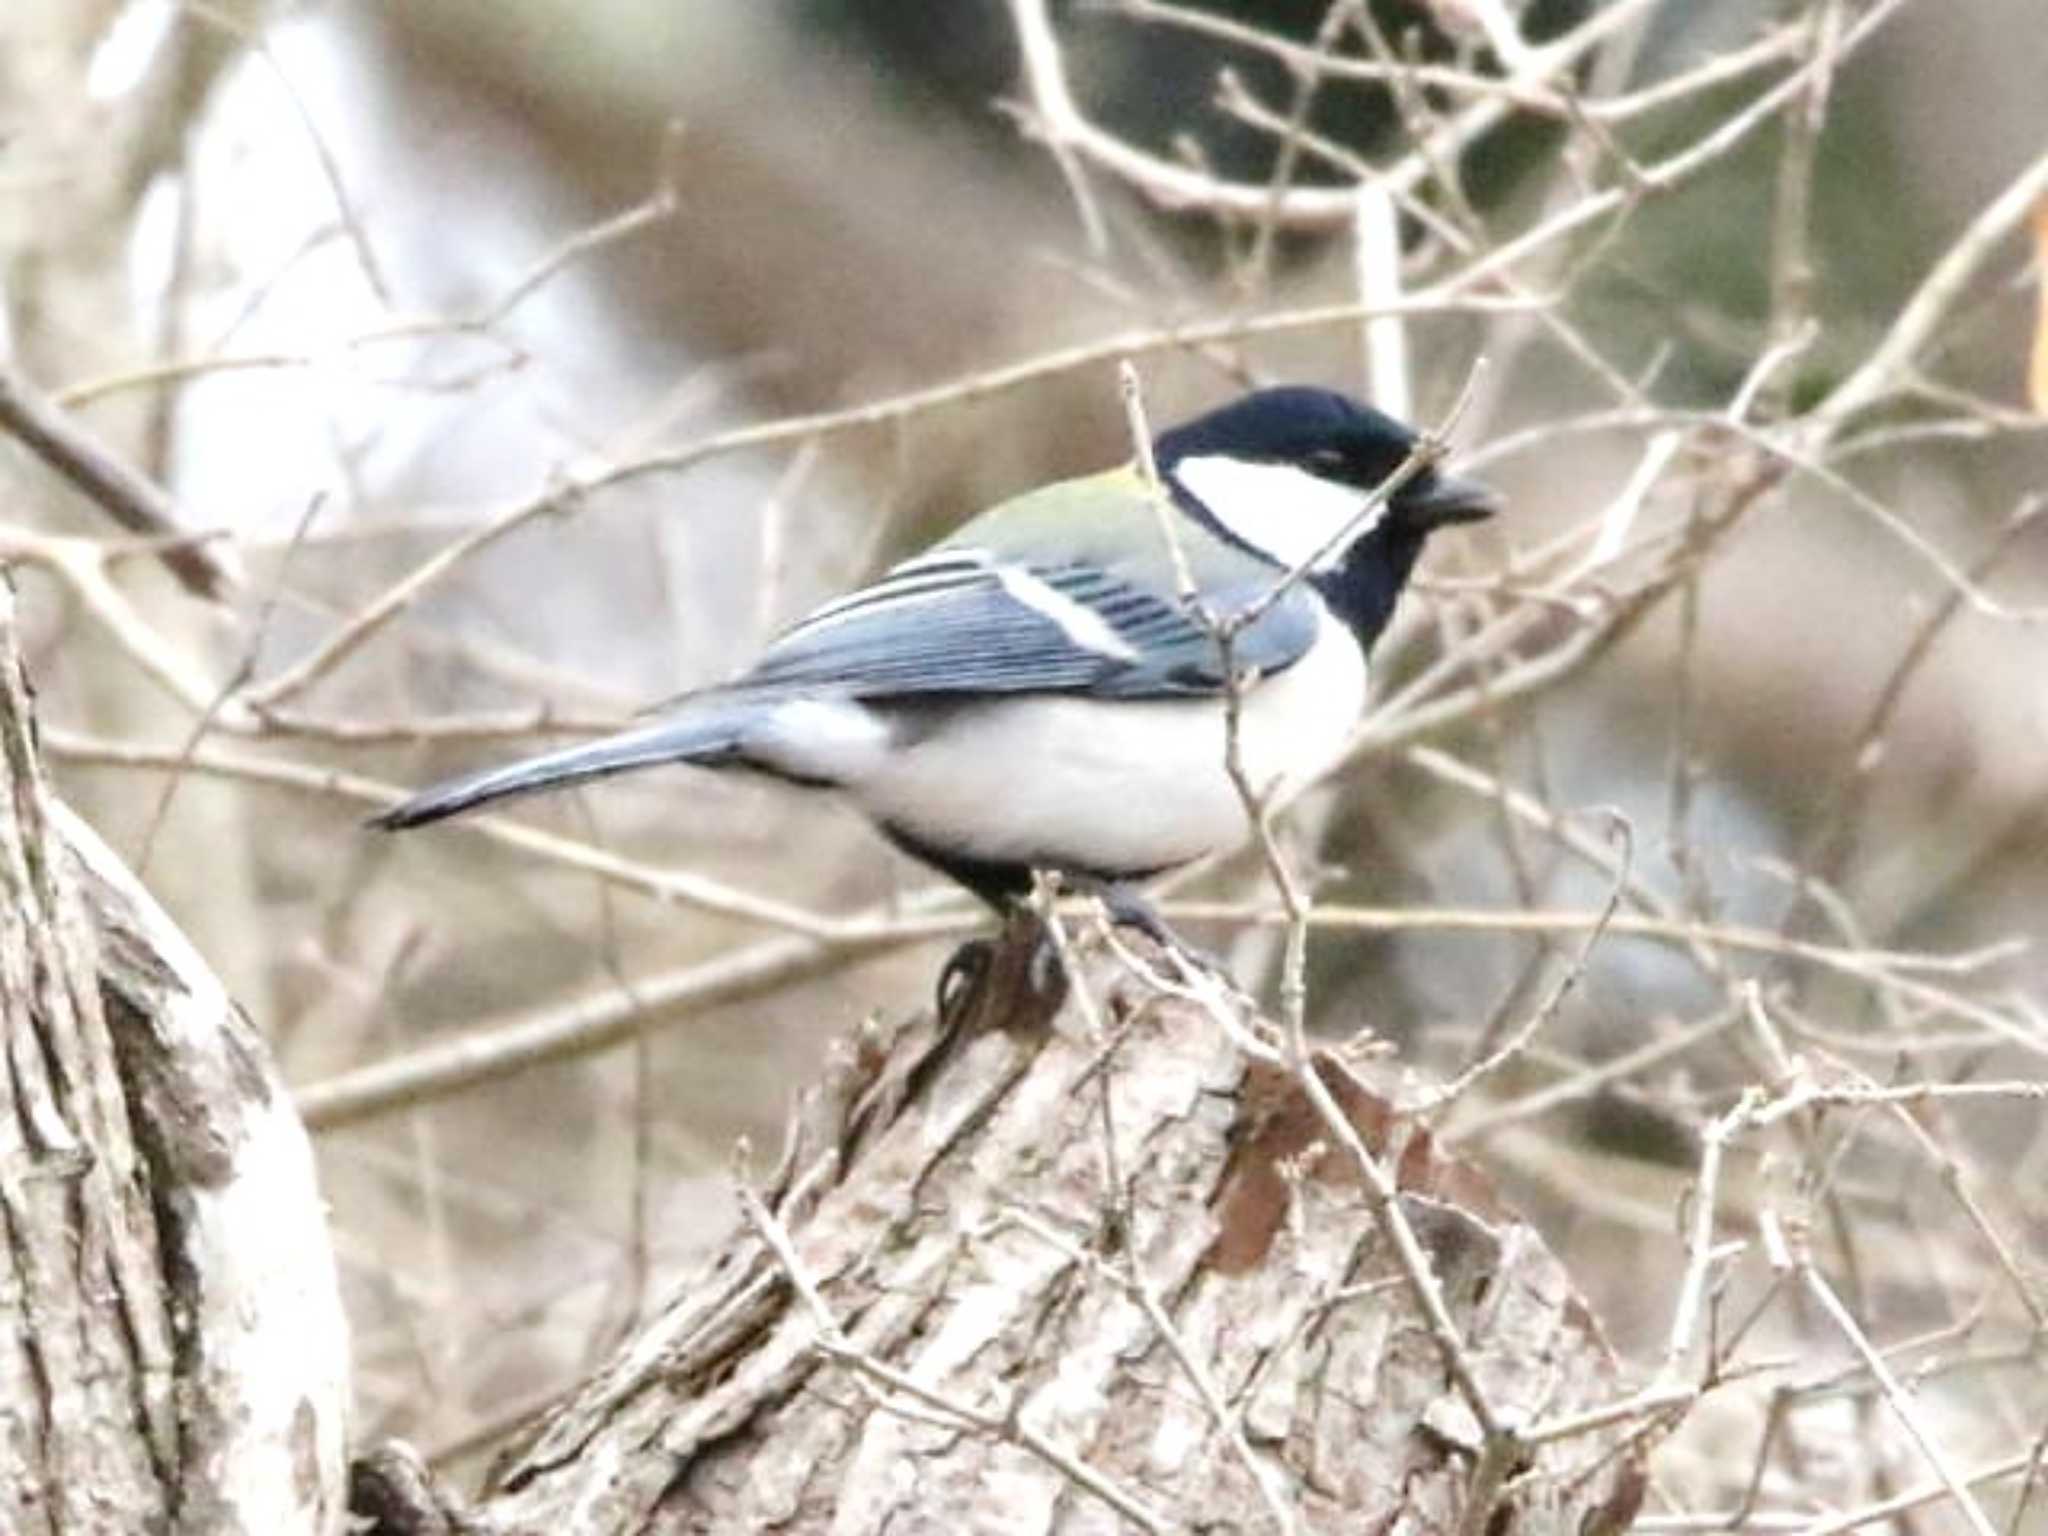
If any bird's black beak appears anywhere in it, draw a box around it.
[1398,469,1500,528]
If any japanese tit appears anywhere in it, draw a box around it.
[372,386,1497,912]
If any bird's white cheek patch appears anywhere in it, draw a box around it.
[1171,455,1382,569]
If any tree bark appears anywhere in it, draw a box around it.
[0,571,350,1535]
[363,924,1648,1534]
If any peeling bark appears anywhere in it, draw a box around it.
[0,573,350,1535]
[370,927,1646,1534]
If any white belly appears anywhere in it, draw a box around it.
[750,623,1367,876]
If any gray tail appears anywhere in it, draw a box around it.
[369,712,743,830]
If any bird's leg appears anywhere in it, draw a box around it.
[943,871,1231,1007]
[1020,898,1068,998]
[1066,875,1238,985]
[1082,878,1176,950]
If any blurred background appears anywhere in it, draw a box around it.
[6,0,2047,1519]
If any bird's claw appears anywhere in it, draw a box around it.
[936,937,994,1019]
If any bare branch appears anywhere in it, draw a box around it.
[0,361,239,600]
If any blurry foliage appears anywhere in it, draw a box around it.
[803,0,1591,176]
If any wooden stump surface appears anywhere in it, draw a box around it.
[405,918,1652,1536]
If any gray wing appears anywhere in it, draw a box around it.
[732,551,1318,701]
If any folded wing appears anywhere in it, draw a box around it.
[733,549,1318,702]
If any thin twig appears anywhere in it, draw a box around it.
[136,492,328,874]
[1119,361,1197,604]
[1658,1085,1756,1385]
[1796,1261,2002,1536]
[0,361,238,599]
[1811,142,2048,434]
[1414,810,1633,1114]
[1002,0,1110,255]
[1008,0,1662,226]
[1116,0,1806,125]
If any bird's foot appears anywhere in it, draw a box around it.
[952,878,1244,1022]
[936,913,1071,1024]
[936,937,994,1020]
[1069,877,1240,991]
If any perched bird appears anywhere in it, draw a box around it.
[372,387,1496,923]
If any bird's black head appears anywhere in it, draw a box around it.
[1155,386,1497,646]
[1156,385,1410,481]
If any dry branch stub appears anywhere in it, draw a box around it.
[415,918,1648,1535]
